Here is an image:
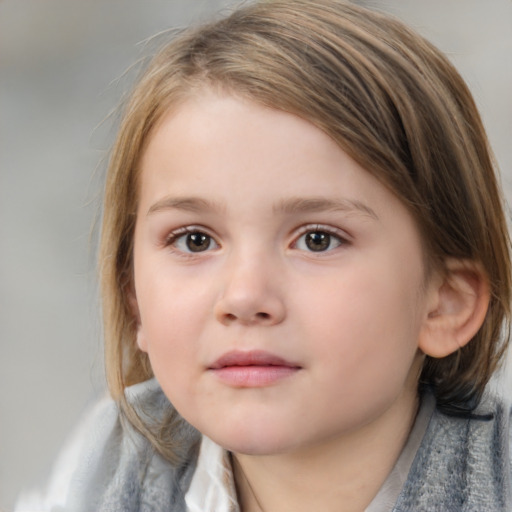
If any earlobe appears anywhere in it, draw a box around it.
[418,259,490,358]
[136,327,148,352]
[127,286,148,352]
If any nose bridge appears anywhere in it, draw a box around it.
[215,244,285,325]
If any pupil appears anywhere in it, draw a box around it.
[187,232,210,252]
[306,231,330,251]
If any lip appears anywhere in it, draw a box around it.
[208,350,301,387]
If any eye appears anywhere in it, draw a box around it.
[168,229,219,253]
[294,229,345,252]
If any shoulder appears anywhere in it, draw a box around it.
[15,379,199,512]
[394,390,512,511]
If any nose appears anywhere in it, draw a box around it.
[214,253,286,327]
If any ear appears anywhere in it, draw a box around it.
[418,259,490,358]
[127,286,148,353]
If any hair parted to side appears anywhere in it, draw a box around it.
[100,0,511,461]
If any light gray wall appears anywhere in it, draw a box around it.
[1,1,511,509]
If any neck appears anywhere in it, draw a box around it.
[232,389,419,512]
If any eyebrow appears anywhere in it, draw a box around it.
[146,195,378,220]
[147,196,224,216]
[273,197,379,220]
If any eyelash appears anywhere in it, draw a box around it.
[163,224,350,256]
[292,224,350,253]
[164,226,220,256]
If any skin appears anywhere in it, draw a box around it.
[132,90,443,511]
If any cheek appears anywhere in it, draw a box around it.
[302,258,424,382]
[135,270,213,379]
[299,277,423,432]
[136,256,211,331]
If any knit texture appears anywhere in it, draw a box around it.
[393,396,511,511]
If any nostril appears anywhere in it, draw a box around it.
[222,312,270,324]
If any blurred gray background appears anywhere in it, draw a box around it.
[1,1,511,510]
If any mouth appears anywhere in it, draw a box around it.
[208,350,301,387]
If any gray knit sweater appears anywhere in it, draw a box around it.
[17,379,512,511]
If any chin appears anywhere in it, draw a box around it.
[205,424,303,456]
[218,438,290,456]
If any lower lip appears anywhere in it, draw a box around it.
[210,365,299,387]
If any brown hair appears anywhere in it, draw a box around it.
[100,0,511,460]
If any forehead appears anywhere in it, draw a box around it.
[138,91,411,226]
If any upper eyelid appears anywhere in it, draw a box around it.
[292,223,351,240]
[165,225,216,239]
[163,227,221,257]
[163,225,220,249]
[289,224,352,254]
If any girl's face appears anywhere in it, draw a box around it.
[133,90,437,455]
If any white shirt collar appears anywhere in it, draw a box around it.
[185,435,240,512]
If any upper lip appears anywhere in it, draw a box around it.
[209,350,301,369]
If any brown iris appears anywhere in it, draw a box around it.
[305,231,331,251]
[186,232,212,252]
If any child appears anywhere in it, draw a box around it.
[18,0,512,510]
